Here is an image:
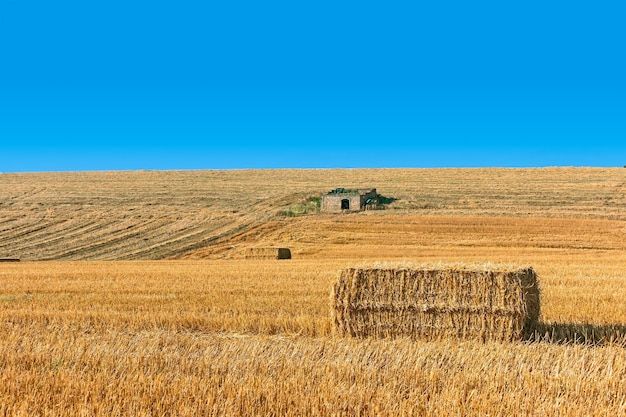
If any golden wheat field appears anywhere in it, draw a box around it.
[1,168,626,416]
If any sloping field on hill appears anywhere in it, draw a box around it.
[0,168,625,260]
[181,215,626,259]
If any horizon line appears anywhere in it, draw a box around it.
[2,165,624,175]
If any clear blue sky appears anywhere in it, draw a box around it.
[1,1,624,172]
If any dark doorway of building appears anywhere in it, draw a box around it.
[341,199,350,210]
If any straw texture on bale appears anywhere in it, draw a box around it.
[243,247,291,260]
[331,263,540,342]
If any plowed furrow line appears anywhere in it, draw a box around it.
[0,219,80,254]
[0,218,21,228]
[0,217,93,244]
[0,219,67,246]
[5,219,116,255]
[112,214,247,260]
[44,231,147,260]
[166,214,282,259]
[12,219,145,260]
[5,187,45,201]
[96,221,224,260]
[0,217,50,240]
[40,218,169,260]
[123,226,239,260]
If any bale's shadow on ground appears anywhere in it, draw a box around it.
[525,322,626,346]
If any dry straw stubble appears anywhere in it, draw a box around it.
[331,262,540,342]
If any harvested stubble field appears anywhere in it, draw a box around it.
[1,168,626,415]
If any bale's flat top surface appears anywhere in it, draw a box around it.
[346,261,533,274]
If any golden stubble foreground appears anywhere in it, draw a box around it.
[2,244,626,416]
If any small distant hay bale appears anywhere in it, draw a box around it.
[243,247,291,260]
[0,258,20,262]
[331,262,540,342]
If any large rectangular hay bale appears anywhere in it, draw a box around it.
[243,247,291,260]
[331,263,539,342]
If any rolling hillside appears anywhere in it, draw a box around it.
[1,168,625,260]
